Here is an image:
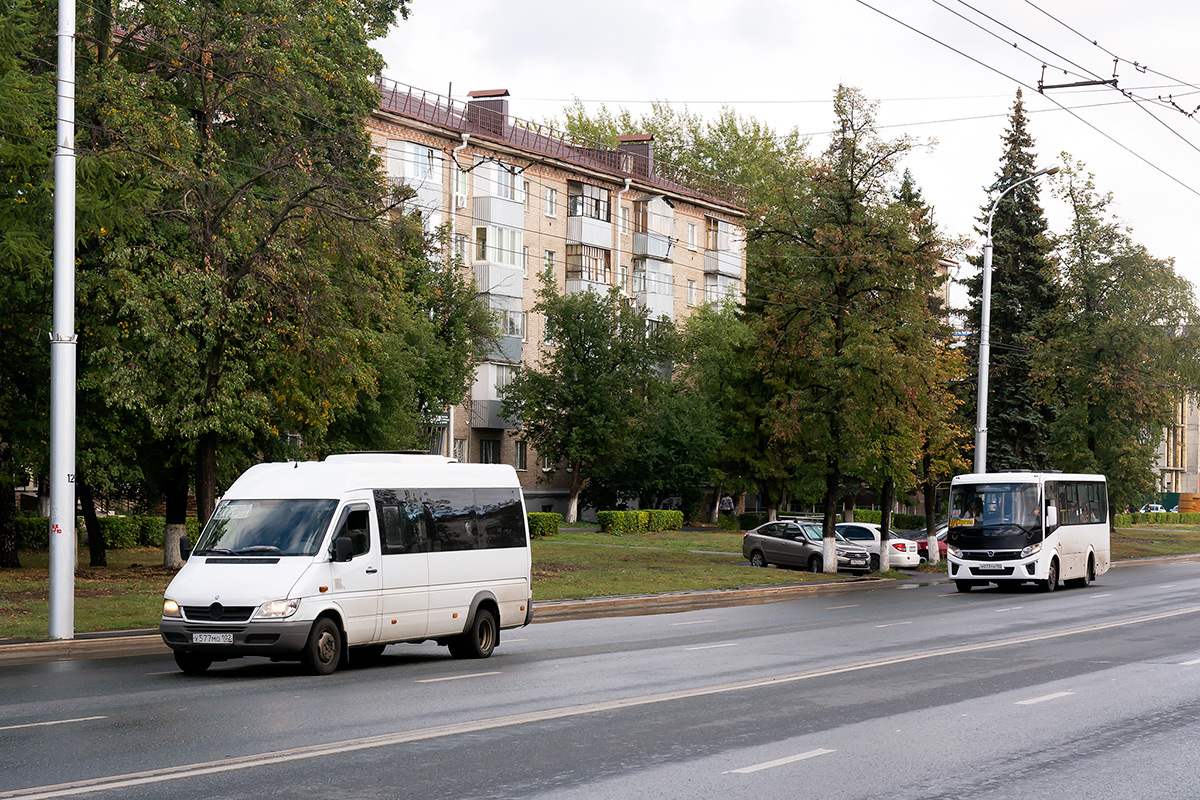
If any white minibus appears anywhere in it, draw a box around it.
[160,453,533,674]
[946,471,1110,593]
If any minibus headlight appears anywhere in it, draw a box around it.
[947,545,962,559]
[162,599,181,618]
[255,598,300,619]
[1021,543,1043,559]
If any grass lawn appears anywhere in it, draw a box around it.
[2,524,1198,640]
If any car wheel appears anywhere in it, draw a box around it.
[808,554,823,573]
[869,554,880,572]
[749,550,767,568]
[449,608,497,659]
[302,617,343,675]
[173,650,211,675]
[955,580,973,593]
[1041,559,1059,593]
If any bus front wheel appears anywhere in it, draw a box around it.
[1041,560,1059,593]
[955,580,973,593]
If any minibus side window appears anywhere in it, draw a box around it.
[334,506,371,557]
[475,488,525,549]
[427,489,476,551]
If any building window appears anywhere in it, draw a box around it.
[479,439,501,464]
[523,180,531,212]
[541,455,554,473]
[545,187,557,217]
[410,143,435,180]
[566,245,611,284]
[515,441,527,471]
[499,309,527,340]
[687,223,697,250]
[544,249,555,270]
[621,206,630,235]
[453,438,467,463]
[523,245,530,277]
[455,167,468,208]
[495,363,519,392]
[620,263,630,294]
[475,225,523,267]
[707,217,731,251]
[567,181,611,221]
[687,279,696,306]
[454,234,468,264]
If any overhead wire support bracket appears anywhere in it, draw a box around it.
[1037,60,1119,93]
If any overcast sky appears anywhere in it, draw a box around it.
[374,0,1200,306]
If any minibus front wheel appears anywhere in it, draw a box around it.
[302,616,343,675]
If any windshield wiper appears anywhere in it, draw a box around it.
[199,547,235,556]
[234,545,283,555]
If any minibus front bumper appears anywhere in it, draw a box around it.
[160,618,312,658]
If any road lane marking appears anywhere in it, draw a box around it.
[685,643,739,651]
[899,584,918,589]
[1089,593,1113,599]
[670,619,715,626]
[995,607,1024,613]
[874,621,912,629]
[1017,691,1075,705]
[725,748,836,774]
[1180,658,1200,666]
[9,604,1200,800]
[414,672,500,684]
[826,604,858,609]
[502,638,526,643]
[0,716,106,732]
[1160,585,1177,589]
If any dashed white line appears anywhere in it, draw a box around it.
[725,748,836,774]
[0,716,106,732]
[899,584,918,590]
[414,671,500,684]
[1017,691,1075,705]
[1089,593,1113,599]
[995,606,1024,613]
[826,604,858,609]
[874,621,912,629]
[1160,584,1177,589]
[1180,658,1200,666]
[670,619,715,626]
[686,643,739,651]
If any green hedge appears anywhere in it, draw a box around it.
[837,510,926,530]
[527,512,561,539]
[738,512,767,531]
[1121,511,1200,526]
[596,509,684,534]
[717,513,740,531]
[13,515,200,551]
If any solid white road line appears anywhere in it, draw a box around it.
[725,748,836,774]
[685,643,739,651]
[1017,691,1075,705]
[9,605,1200,800]
[1179,658,1200,666]
[0,716,106,732]
[414,671,500,684]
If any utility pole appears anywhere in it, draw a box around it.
[49,0,78,639]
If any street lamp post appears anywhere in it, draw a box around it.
[974,165,1059,474]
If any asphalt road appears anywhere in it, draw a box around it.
[4,560,1200,799]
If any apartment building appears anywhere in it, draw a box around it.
[366,80,747,514]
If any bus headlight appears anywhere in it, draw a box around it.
[947,545,962,559]
[162,599,182,618]
[1021,543,1043,559]
[255,598,300,619]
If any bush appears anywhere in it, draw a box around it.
[1114,513,1131,527]
[527,512,562,539]
[647,509,684,532]
[12,515,194,550]
[853,509,881,524]
[738,512,767,531]
[717,513,739,530]
[597,510,648,534]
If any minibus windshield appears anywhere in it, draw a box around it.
[193,499,339,556]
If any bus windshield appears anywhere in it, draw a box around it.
[949,483,1042,538]
[193,499,339,556]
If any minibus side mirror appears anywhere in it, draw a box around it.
[180,535,192,561]
[1045,506,1058,529]
[332,536,354,563]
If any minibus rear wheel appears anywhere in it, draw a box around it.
[449,608,497,659]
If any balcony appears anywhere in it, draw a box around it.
[704,248,741,278]
[470,399,516,430]
[487,334,523,364]
[474,195,523,229]
[473,261,523,299]
[632,231,673,261]
[567,215,612,249]
[636,290,674,321]
[565,277,612,298]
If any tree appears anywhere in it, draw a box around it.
[502,269,673,522]
[753,86,945,572]
[965,89,1059,471]
[1045,158,1200,510]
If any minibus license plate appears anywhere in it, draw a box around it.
[193,633,233,645]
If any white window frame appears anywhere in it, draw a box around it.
[545,187,557,217]
[687,222,698,251]
[515,441,528,471]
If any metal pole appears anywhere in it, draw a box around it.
[48,0,78,639]
[973,165,1058,475]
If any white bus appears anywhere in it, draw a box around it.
[160,453,533,675]
[946,471,1110,593]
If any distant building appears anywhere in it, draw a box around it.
[1157,394,1198,495]
[367,80,747,515]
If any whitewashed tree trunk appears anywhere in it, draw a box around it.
[163,522,186,570]
[824,535,837,574]
[926,530,941,565]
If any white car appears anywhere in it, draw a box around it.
[835,522,922,570]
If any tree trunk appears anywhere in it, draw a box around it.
[37,474,50,516]
[842,494,856,522]
[565,466,583,524]
[195,432,218,529]
[0,469,19,569]
[164,464,190,569]
[710,484,722,524]
[924,480,940,566]
[879,477,894,572]
[77,481,107,568]
[822,468,839,574]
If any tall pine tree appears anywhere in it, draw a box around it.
[966,90,1059,471]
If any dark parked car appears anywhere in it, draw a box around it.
[743,520,871,575]
[897,522,949,562]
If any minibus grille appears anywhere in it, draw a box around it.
[963,550,1021,561]
[183,605,256,622]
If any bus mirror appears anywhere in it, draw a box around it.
[1046,506,1058,528]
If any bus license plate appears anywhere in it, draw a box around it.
[193,633,233,645]
[975,563,1005,571]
